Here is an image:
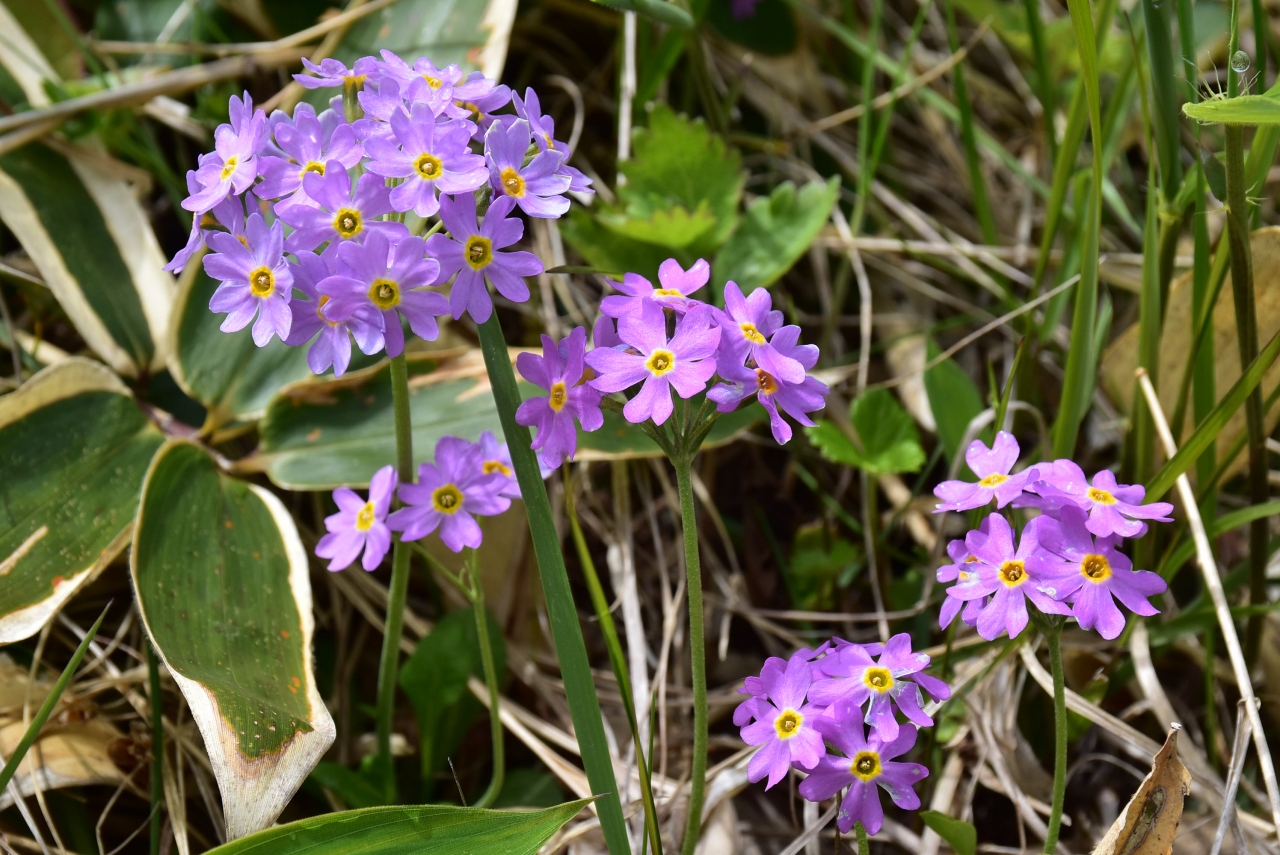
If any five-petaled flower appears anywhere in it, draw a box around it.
[737,652,826,789]
[426,194,542,323]
[364,104,486,217]
[278,163,408,253]
[602,258,710,318]
[516,327,604,469]
[204,212,293,346]
[933,431,1038,512]
[315,465,397,571]
[484,118,571,218]
[389,436,512,552]
[1031,461,1174,539]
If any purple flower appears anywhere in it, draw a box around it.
[1035,507,1167,639]
[451,72,512,140]
[388,436,512,552]
[808,634,950,742]
[798,713,927,836]
[364,104,486,217]
[936,531,987,630]
[203,213,292,346]
[166,172,249,273]
[315,465,397,571]
[715,281,801,381]
[516,327,604,468]
[738,652,826,788]
[278,164,408,253]
[256,104,362,213]
[945,514,1071,640]
[476,430,520,499]
[378,52,464,115]
[601,258,710,318]
[585,302,722,426]
[284,246,382,376]
[318,232,445,358]
[592,314,624,349]
[1031,462,1174,538]
[512,88,592,194]
[183,92,267,213]
[426,194,542,323]
[709,326,828,444]
[932,432,1038,512]
[485,119,571,218]
[293,56,379,89]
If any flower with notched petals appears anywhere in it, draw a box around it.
[738,652,826,789]
[484,119,570,218]
[203,213,292,346]
[315,465,397,571]
[426,194,542,323]
[388,436,511,552]
[516,327,604,469]
[278,163,408,253]
[932,432,1038,512]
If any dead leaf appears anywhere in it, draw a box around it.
[1102,227,1280,483]
[1090,725,1192,855]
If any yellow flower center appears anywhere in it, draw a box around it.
[333,207,362,239]
[1087,487,1117,505]
[368,278,400,311]
[432,484,463,514]
[302,160,325,176]
[316,295,338,327]
[979,473,1009,488]
[548,381,568,412]
[457,100,481,120]
[464,235,493,270]
[354,502,376,532]
[248,266,275,298]
[414,153,443,180]
[773,709,803,740]
[645,349,676,376]
[863,666,894,693]
[1081,553,1112,583]
[423,74,443,89]
[850,751,882,782]
[543,132,556,151]
[998,559,1027,587]
[483,460,512,477]
[500,167,526,197]
[756,369,777,396]
[740,323,766,344]
[653,288,683,298]
[220,155,238,180]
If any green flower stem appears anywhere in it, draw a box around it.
[148,645,164,855]
[855,820,870,855]
[1042,623,1068,854]
[675,456,709,855]
[374,353,415,802]
[475,312,629,855]
[470,555,505,810]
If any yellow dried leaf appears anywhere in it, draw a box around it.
[1090,726,1192,855]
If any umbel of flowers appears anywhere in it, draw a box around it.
[171,50,832,855]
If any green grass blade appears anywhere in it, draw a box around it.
[943,0,998,247]
[0,602,110,795]
[1021,0,1057,162]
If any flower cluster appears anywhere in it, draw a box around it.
[736,634,948,835]
[316,431,521,570]
[933,432,1174,640]
[169,52,591,375]
[516,260,831,465]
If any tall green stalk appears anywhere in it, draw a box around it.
[855,820,870,855]
[149,646,165,855]
[1042,621,1068,853]
[471,566,505,810]
[475,314,629,855]
[943,0,998,249]
[1022,0,1057,164]
[675,457,709,855]
[374,353,415,802]
[1224,0,1269,664]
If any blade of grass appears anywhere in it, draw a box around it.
[942,0,998,248]
[148,644,165,855]
[0,603,111,795]
[1021,0,1057,163]
[1140,0,1185,303]
[992,337,1027,433]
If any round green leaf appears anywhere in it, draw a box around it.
[132,440,335,839]
[0,358,163,644]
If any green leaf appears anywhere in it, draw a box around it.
[707,0,798,55]
[0,359,163,644]
[919,811,977,855]
[597,201,717,249]
[557,208,677,281]
[400,608,506,792]
[169,263,371,429]
[308,762,387,810]
[785,524,863,611]
[1184,92,1280,125]
[0,8,174,377]
[714,179,839,291]
[590,0,694,28]
[923,340,985,464]
[806,389,925,475]
[204,799,593,855]
[132,440,335,839]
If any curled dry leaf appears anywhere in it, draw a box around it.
[1090,726,1192,855]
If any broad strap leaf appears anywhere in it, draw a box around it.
[0,358,163,643]
[132,441,335,839]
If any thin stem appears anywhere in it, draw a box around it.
[475,313,629,855]
[470,559,505,809]
[675,458,708,855]
[374,353,415,802]
[1042,625,1068,853]
[148,645,164,855]
[855,820,870,855]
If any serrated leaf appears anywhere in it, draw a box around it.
[132,441,335,839]
[1184,92,1280,125]
[922,340,985,464]
[0,5,174,377]
[806,389,924,475]
[204,799,593,855]
[597,201,717,249]
[0,358,163,644]
[557,208,676,281]
[714,178,839,291]
[919,811,976,855]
